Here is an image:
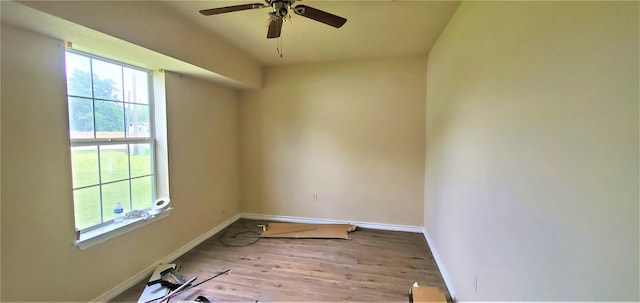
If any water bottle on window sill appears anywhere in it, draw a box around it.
[114,201,124,224]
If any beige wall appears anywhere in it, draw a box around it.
[164,71,241,226]
[424,1,639,301]
[240,58,427,226]
[0,24,240,301]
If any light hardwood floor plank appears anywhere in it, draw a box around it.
[111,219,450,302]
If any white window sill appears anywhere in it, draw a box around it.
[75,208,172,250]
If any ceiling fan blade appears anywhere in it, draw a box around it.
[199,3,266,16]
[292,5,347,28]
[267,18,283,39]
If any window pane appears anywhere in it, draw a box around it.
[131,177,153,210]
[95,100,124,138]
[123,67,149,104]
[101,181,131,221]
[100,145,129,183]
[92,59,123,101]
[65,52,92,98]
[66,51,157,231]
[71,146,99,188]
[68,97,94,139]
[126,104,151,138]
[130,143,152,177]
[74,186,101,230]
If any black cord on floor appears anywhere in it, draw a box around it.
[219,229,261,247]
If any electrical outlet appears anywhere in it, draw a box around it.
[313,193,318,201]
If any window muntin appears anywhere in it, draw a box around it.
[65,50,155,231]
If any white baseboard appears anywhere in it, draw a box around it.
[239,212,424,233]
[422,229,456,301]
[161,213,241,262]
[92,213,241,303]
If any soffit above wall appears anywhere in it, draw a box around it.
[1,1,262,89]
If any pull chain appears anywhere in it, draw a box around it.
[276,36,284,59]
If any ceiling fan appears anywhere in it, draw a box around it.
[199,0,347,39]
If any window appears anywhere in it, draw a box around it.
[65,50,155,232]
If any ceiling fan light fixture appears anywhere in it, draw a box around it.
[272,1,289,18]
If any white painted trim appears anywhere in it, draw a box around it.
[91,213,241,303]
[76,208,172,250]
[239,213,424,233]
[92,260,162,302]
[422,229,456,301]
[162,212,241,262]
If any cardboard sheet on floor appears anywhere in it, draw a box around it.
[409,286,446,303]
[260,223,356,239]
[138,263,175,303]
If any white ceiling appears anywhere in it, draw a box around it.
[162,1,461,66]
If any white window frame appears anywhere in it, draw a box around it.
[66,50,171,249]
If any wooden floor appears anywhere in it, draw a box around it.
[112,219,450,302]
